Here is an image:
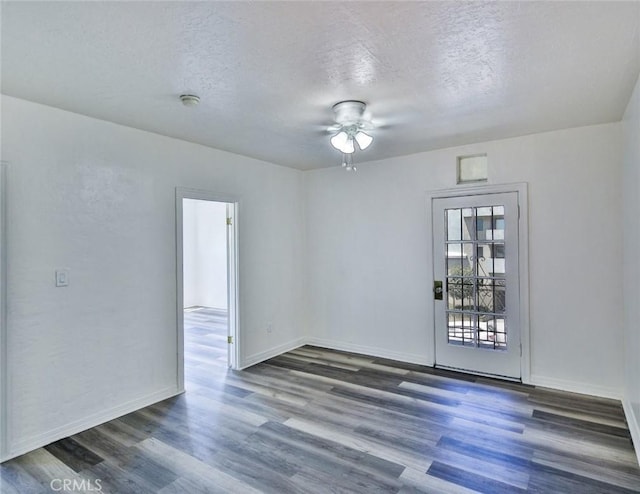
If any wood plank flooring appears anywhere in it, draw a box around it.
[1,307,639,493]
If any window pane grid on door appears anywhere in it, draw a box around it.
[446,242,506,279]
[445,205,507,351]
[447,312,476,347]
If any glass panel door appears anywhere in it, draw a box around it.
[433,192,521,379]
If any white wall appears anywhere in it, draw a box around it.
[183,199,228,310]
[0,95,306,459]
[0,93,632,462]
[622,73,640,461]
[305,123,624,398]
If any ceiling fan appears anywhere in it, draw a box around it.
[327,100,374,171]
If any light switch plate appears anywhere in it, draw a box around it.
[55,269,69,287]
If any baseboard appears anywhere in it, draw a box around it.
[305,337,432,367]
[239,337,306,370]
[529,374,622,400]
[623,398,640,466]
[2,385,181,463]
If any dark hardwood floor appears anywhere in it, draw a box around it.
[1,307,639,493]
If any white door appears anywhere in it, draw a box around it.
[225,203,238,369]
[433,192,521,379]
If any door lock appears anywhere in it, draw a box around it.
[434,280,443,300]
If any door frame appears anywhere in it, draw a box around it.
[426,182,530,383]
[0,162,7,461]
[175,187,240,391]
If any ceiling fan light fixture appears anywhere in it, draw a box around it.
[328,100,373,171]
[331,131,355,154]
[341,137,355,154]
[330,131,349,152]
[354,131,373,150]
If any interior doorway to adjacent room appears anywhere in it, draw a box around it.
[176,189,238,391]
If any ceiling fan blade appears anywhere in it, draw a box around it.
[357,121,375,131]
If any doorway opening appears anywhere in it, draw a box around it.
[176,189,238,392]
[0,162,7,461]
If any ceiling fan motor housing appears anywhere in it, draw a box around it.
[332,100,367,126]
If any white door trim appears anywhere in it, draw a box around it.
[0,162,7,461]
[426,182,530,384]
[175,187,240,392]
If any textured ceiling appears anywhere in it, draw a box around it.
[2,1,639,170]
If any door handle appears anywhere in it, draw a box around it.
[434,280,443,300]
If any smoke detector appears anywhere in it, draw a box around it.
[180,94,200,107]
